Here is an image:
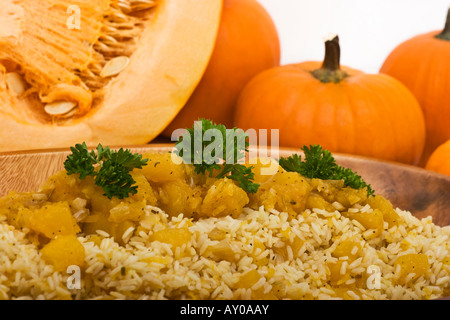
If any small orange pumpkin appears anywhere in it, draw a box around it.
[162,0,280,136]
[425,140,450,177]
[380,9,450,166]
[234,36,426,165]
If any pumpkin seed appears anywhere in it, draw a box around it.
[5,72,27,96]
[100,56,130,78]
[117,0,132,13]
[118,0,156,13]
[44,101,77,116]
[110,10,128,22]
[130,0,157,12]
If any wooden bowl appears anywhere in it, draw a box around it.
[0,144,449,300]
[0,144,449,228]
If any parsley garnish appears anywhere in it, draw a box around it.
[278,145,374,196]
[174,119,260,193]
[64,142,148,199]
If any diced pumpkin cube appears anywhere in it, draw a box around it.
[332,237,361,260]
[158,180,202,218]
[306,193,336,212]
[327,260,352,285]
[158,179,197,215]
[149,227,192,249]
[205,239,238,262]
[109,200,147,223]
[249,238,268,265]
[266,268,276,279]
[41,235,85,272]
[82,211,136,245]
[139,152,187,184]
[1,191,39,228]
[394,253,430,285]
[251,288,278,300]
[83,184,121,215]
[251,238,266,255]
[208,227,227,241]
[273,236,304,261]
[81,211,110,235]
[129,172,158,205]
[310,179,345,203]
[200,178,249,219]
[235,269,261,289]
[250,171,312,219]
[18,201,80,238]
[366,195,400,227]
[343,209,384,239]
[39,170,83,202]
[291,236,304,255]
[336,187,367,207]
[270,281,287,299]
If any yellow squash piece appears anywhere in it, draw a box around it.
[0,0,222,151]
[18,201,80,239]
[41,234,85,272]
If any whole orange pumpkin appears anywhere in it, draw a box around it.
[425,140,450,177]
[234,36,426,165]
[380,9,450,166]
[162,0,280,137]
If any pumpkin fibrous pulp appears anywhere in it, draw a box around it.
[0,0,222,152]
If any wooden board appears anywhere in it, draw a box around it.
[1,144,449,227]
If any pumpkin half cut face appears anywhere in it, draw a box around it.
[0,0,222,152]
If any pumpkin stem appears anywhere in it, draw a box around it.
[311,35,348,83]
[436,8,450,41]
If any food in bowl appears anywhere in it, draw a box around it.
[0,122,448,300]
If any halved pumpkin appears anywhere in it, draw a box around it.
[0,0,222,152]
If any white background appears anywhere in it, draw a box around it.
[257,0,449,73]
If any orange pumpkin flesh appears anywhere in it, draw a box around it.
[0,0,222,152]
[380,9,450,166]
[234,36,426,165]
[162,0,280,137]
[425,140,450,177]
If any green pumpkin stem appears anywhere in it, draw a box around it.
[311,35,348,83]
[436,8,450,41]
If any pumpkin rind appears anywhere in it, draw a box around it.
[0,0,222,152]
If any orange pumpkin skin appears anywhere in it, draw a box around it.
[425,140,450,177]
[380,31,450,166]
[162,0,280,137]
[234,60,426,165]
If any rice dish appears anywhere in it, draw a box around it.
[0,151,448,300]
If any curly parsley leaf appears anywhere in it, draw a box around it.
[64,143,148,199]
[278,145,374,196]
[174,119,259,193]
[64,142,98,179]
